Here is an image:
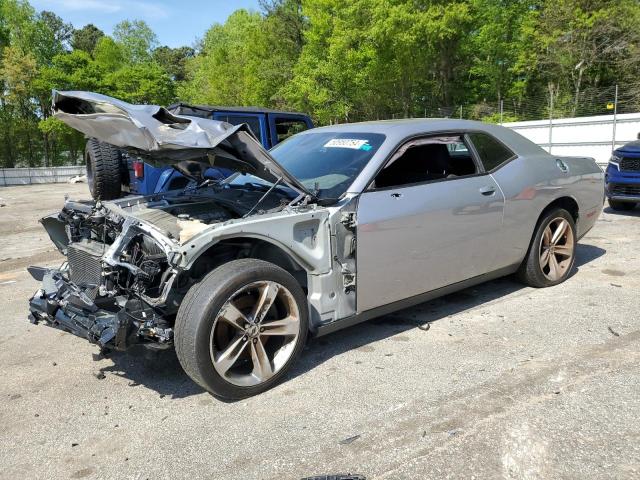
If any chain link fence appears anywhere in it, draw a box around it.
[418,83,638,123]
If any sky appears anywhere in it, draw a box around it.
[29,0,262,48]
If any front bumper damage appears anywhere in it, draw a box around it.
[28,266,173,351]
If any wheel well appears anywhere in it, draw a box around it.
[186,237,308,291]
[541,196,579,223]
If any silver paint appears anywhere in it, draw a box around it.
[55,106,605,333]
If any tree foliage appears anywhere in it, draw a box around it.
[71,23,104,54]
[113,20,157,64]
[0,0,639,167]
[0,4,175,167]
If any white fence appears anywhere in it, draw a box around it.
[0,166,84,187]
[503,112,640,167]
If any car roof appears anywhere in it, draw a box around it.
[302,118,550,194]
[168,102,309,117]
[303,118,544,154]
[306,117,511,136]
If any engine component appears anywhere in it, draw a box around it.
[67,240,106,299]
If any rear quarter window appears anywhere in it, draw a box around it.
[468,132,515,171]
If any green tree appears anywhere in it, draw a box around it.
[0,44,40,165]
[93,36,125,72]
[514,0,640,116]
[71,24,104,54]
[38,116,84,164]
[39,10,73,49]
[180,10,266,105]
[113,19,158,64]
[105,62,175,105]
[152,45,194,81]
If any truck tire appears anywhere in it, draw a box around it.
[175,259,308,400]
[85,138,123,200]
[517,208,577,288]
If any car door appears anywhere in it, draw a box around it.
[355,134,506,312]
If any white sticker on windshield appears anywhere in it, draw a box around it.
[324,138,370,149]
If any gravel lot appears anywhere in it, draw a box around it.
[0,183,638,480]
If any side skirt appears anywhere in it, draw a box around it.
[313,264,519,337]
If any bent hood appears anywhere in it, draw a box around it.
[52,90,311,196]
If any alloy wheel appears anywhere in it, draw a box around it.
[539,217,575,281]
[209,281,301,387]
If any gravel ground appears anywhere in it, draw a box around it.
[0,183,638,480]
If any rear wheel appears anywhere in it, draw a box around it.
[85,138,123,200]
[608,199,636,211]
[517,208,576,288]
[175,259,308,399]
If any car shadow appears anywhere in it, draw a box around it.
[94,242,606,400]
[95,347,206,398]
[292,242,605,381]
[603,206,640,216]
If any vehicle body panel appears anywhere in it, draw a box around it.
[491,155,603,267]
[356,174,505,311]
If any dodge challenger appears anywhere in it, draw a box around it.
[28,91,604,399]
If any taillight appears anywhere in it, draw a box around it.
[133,161,144,179]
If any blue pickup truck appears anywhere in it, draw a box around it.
[606,137,640,211]
[84,105,314,199]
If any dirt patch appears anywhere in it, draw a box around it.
[0,249,63,273]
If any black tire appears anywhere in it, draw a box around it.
[517,208,577,288]
[174,259,309,400]
[608,199,636,211]
[85,138,123,200]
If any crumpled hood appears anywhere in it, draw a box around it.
[52,90,311,196]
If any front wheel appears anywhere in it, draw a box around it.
[175,259,308,400]
[517,208,577,288]
[608,199,636,211]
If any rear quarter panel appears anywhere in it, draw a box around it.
[491,154,603,269]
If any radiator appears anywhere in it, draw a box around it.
[67,241,105,299]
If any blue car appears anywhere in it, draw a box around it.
[84,105,314,200]
[606,138,640,211]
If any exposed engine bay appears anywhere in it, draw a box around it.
[27,183,300,352]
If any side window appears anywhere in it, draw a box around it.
[274,118,308,144]
[468,132,515,172]
[218,115,262,142]
[374,135,478,189]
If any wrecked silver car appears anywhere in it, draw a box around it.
[28,91,604,399]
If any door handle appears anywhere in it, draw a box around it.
[479,186,496,196]
[390,192,403,198]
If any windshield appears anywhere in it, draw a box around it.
[265,131,386,200]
